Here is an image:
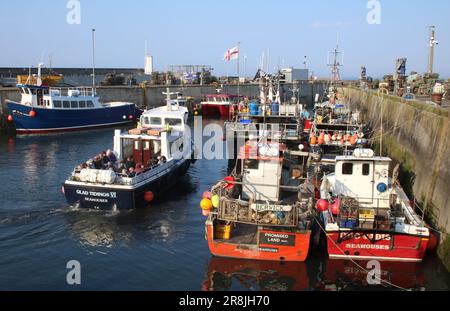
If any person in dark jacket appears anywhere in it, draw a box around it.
[125,157,135,171]
[93,155,103,170]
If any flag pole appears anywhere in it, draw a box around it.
[237,42,241,100]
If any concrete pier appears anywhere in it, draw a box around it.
[343,87,450,270]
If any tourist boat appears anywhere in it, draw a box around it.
[5,83,140,134]
[202,135,314,262]
[202,257,309,291]
[316,148,430,262]
[200,93,242,118]
[63,98,194,210]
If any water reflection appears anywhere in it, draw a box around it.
[202,256,427,291]
[202,257,310,291]
[315,259,425,291]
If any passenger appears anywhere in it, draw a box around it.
[87,160,95,169]
[127,167,136,178]
[159,156,167,164]
[106,162,114,171]
[101,151,110,166]
[107,150,117,164]
[125,157,135,171]
[151,157,159,167]
[135,163,144,174]
[93,155,103,170]
[121,168,128,176]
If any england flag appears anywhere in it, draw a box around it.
[224,46,239,61]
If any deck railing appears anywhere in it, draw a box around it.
[49,87,96,97]
[211,180,312,228]
[225,122,303,141]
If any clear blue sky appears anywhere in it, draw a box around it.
[0,0,449,79]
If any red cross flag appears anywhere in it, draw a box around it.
[224,46,239,61]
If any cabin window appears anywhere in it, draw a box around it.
[165,118,182,126]
[150,117,162,125]
[71,101,78,108]
[79,101,86,108]
[134,140,141,150]
[54,100,62,108]
[86,101,95,108]
[143,117,150,125]
[342,163,353,175]
[362,163,370,176]
[63,101,70,108]
[244,159,259,170]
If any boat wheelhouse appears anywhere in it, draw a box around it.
[6,84,139,134]
[63,102,193,210]
[204,138,313,262]
[317,149,430,262]
[200,93,243,118]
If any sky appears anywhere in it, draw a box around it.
[0,0,449,79]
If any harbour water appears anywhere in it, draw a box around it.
[0,120,449,291]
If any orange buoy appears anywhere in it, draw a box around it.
[29,110,36,118]
[7,115,13,122]
[310,136,317,145]
[144,191,154,203]
[200,198,213,211]
[202,191,212,199]
[202,209,211,217]
[350,136,357,145]
[318,136,325,145]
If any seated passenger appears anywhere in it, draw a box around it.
[127,167,136,178]
[93,155,103,170]
[125,157,135,171]
[101,151,110,166]
[107,150,117,164]
[135,163,145,174]
[159,156,167,164]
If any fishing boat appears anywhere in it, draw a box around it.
[63,95,194,210]
[202,132,314,262]
[200,92,243,118]
[316,148,430,262]
[5,84,139,134]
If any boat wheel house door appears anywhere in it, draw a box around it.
[133,139,152,166]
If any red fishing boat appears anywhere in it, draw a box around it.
[316,148,430,262]
[202,140,314,262]
[200,94,242,118]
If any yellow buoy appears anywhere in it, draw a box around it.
[200,198,213,211]
[211,195,220,209]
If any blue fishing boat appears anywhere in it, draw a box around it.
[5,84,140,135]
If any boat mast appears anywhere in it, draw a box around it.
[92,28,96,96]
